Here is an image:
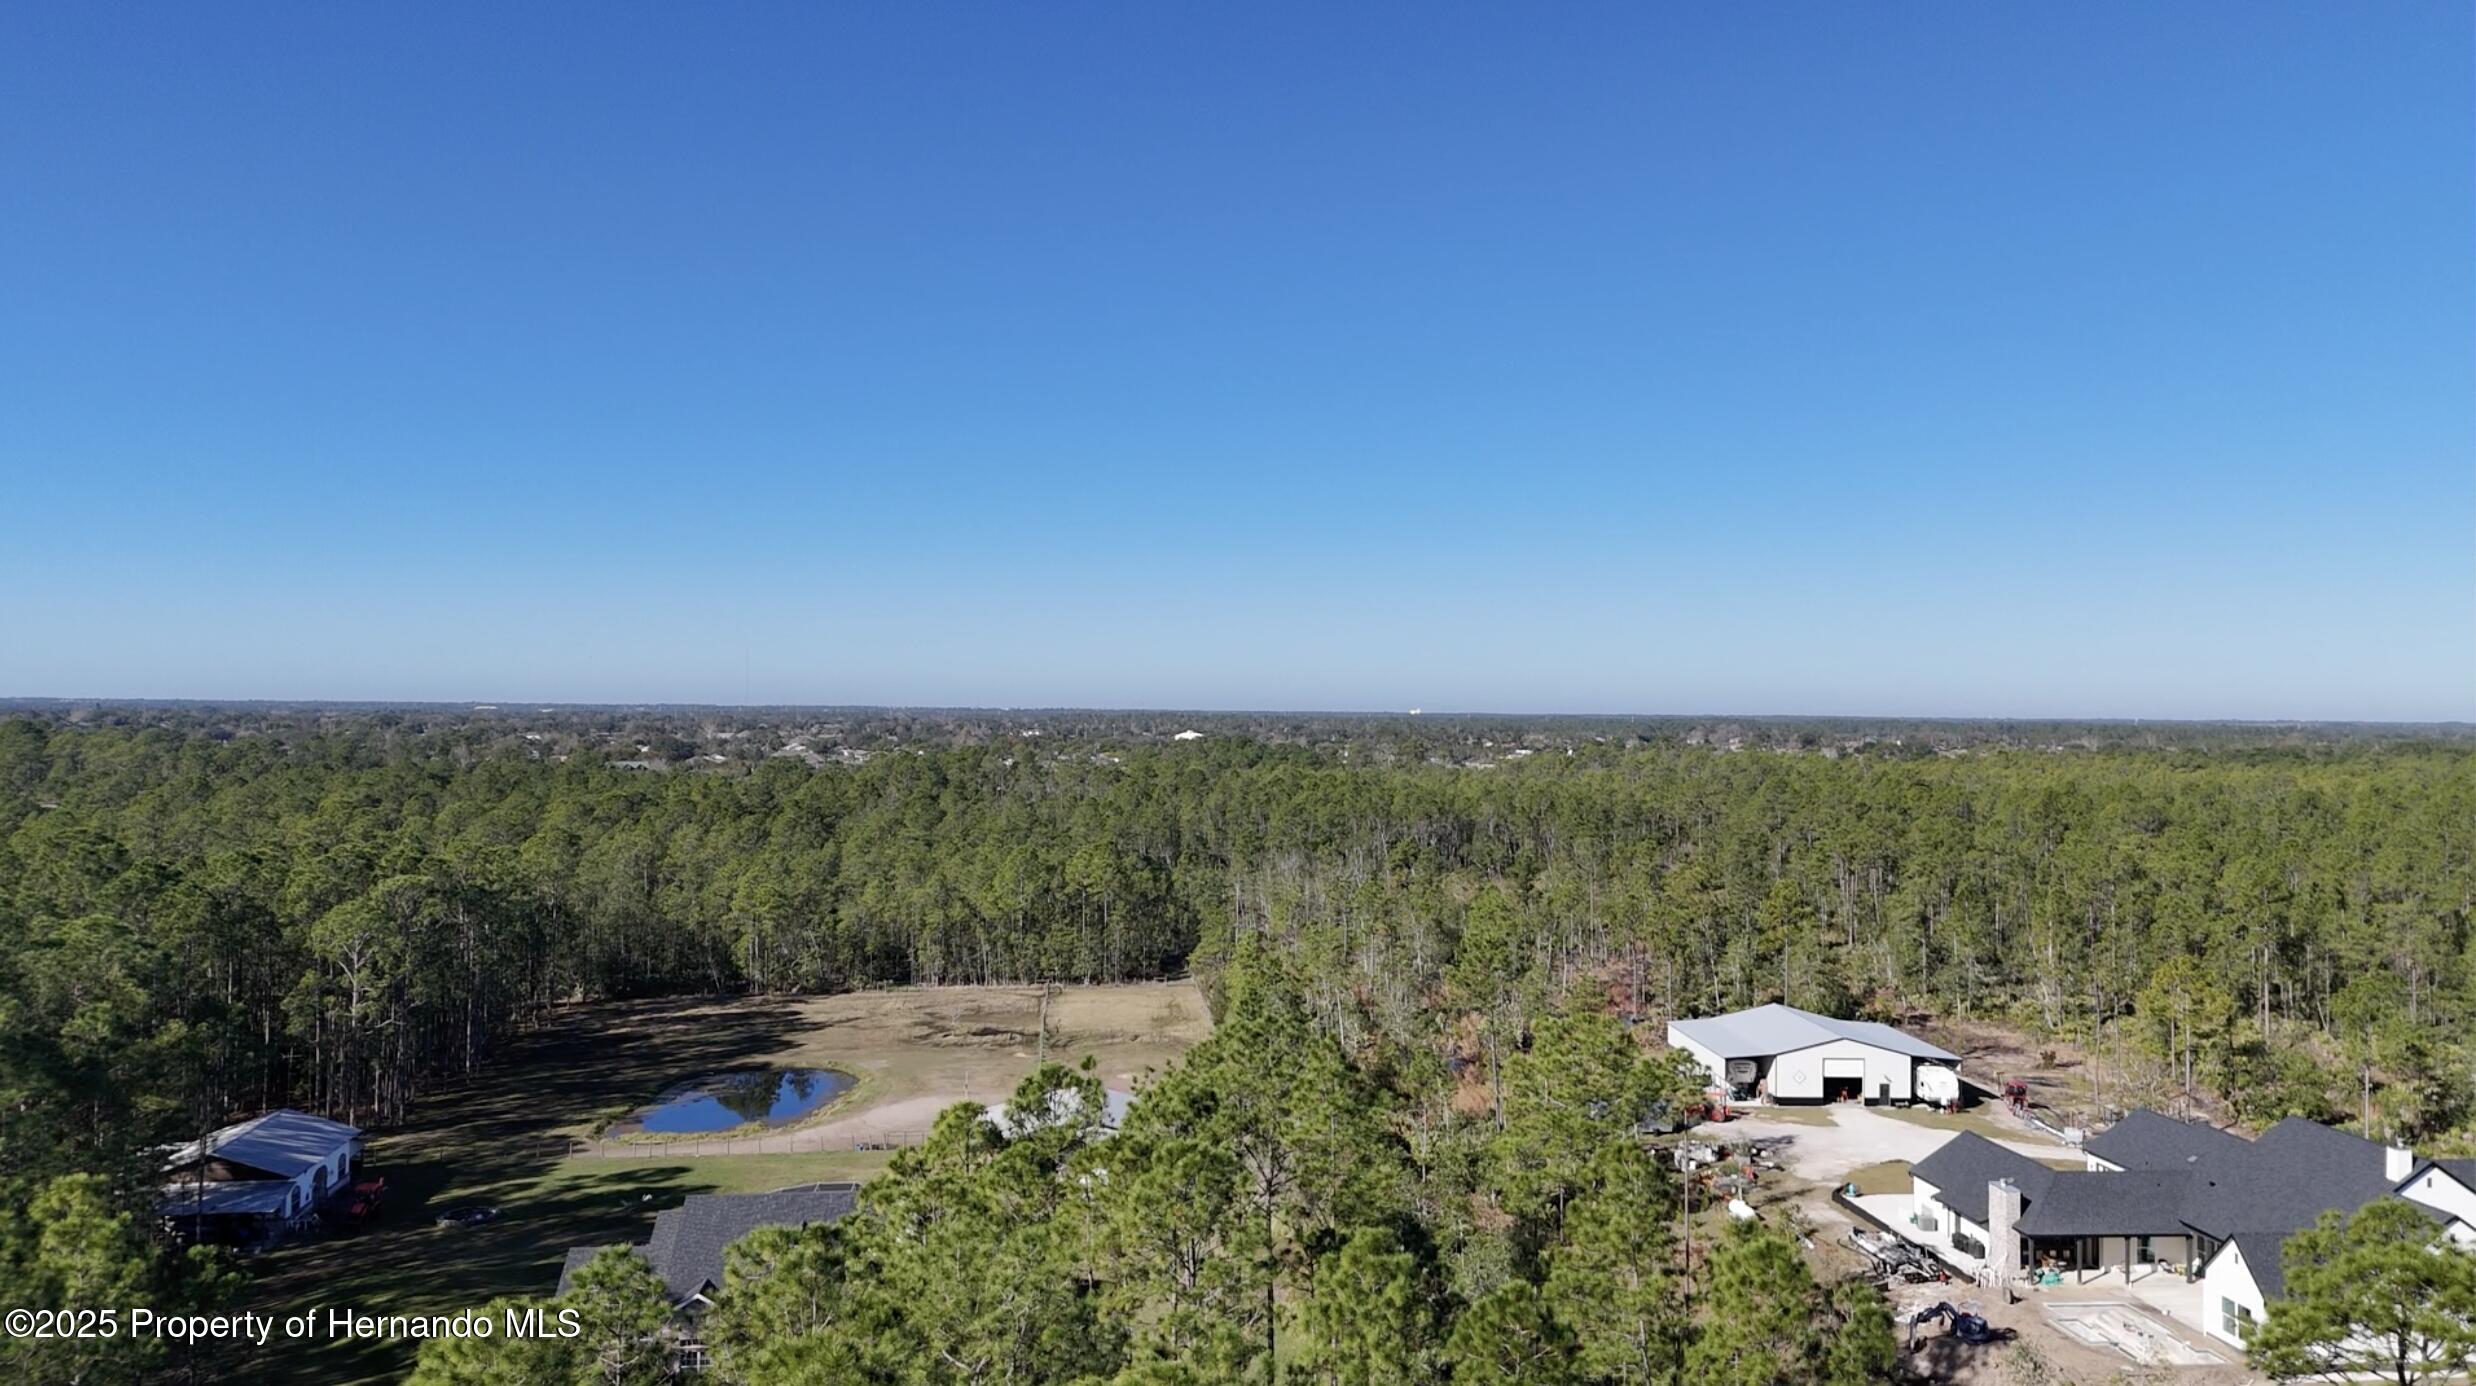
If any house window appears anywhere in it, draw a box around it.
[2221,1297,2254,1339]
[2133,1235,2153,1264]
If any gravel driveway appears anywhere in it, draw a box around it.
[1692,1105,2066,1183]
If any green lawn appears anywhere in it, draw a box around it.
[224,999,888,1385]
[217,985,1207,1385]
[1734,1104,1836,1126]
[1843,1159,1912,1196]
[218,985,1211,1385]
[1871,1103,2062,1145]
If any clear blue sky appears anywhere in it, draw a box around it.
[3,5,2469,719]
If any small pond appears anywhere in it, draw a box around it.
[619,1067,854,1135]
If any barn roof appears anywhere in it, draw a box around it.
[162,1109,359,1180]
[1668,1004,1959,1063]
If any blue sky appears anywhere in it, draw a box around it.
[2,5,2468,718]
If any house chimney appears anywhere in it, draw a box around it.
[2387,1145,2415,1183]
[1988,1178,2024,1286]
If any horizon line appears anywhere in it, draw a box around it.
[3,696,2470,730]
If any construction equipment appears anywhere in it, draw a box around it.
[1847,1230,1950,1286]
[1743,1135,1795,1170]
[1907,1301,2017,1351]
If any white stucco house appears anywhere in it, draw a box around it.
[1903,1108,2476,1352]
[1665,1003,1960,1104]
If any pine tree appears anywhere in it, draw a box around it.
[2249,1199,2476,1385]
[560,1247,675,1386]
[1444,1279,1582,1386]
[1542,1146,1684,1386]
[1295,1225,1436,1386]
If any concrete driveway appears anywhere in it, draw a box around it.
[1692,1105,2066,1184]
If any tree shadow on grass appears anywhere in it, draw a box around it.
[226,997,807,1385]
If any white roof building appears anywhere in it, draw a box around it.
[159,1109,363,1240]
[1666,1003,1959,1105]
[162,1109,361,1180]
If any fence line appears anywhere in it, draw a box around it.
[567,1128,927,1159]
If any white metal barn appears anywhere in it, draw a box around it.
[1665,1003,1960,1104]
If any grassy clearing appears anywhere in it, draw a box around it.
[1844,1159,1913,1195]
[582,982,1213,1148]
[1871,1103,2060,1145]
[229,982,1205,1386]
[1733,1104,1836,1126]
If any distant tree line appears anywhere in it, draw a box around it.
[1,712,2472,1382]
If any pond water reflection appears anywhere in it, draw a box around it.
[623,1068,853,1134]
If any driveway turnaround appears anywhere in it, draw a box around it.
[1692,1106,2065,1184]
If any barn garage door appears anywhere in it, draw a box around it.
[1822,1057,1866,1078]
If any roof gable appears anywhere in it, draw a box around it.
[1912,1131,2056,1226]
[1669,1004,1958,1063]
[2413,1158,2476,1196]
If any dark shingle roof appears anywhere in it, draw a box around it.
[2016,1170,2193,1237]
[1929,1111,2457,1304]
[2081,1109,2247,1172]
[559,1185,858,1306]
[555,1245,622,1296]
[1911,1131,2056,1227]
[2179,1118,2401,1242]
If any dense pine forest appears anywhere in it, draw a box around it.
[2,708,2472,1382]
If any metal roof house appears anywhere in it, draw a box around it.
[1899,1110,2476,1351]
[1665,1003,1960,1105]
[158,1108,362,1247]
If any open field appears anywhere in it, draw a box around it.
[229,982,1207,1386]
[575,982,1212,1154]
